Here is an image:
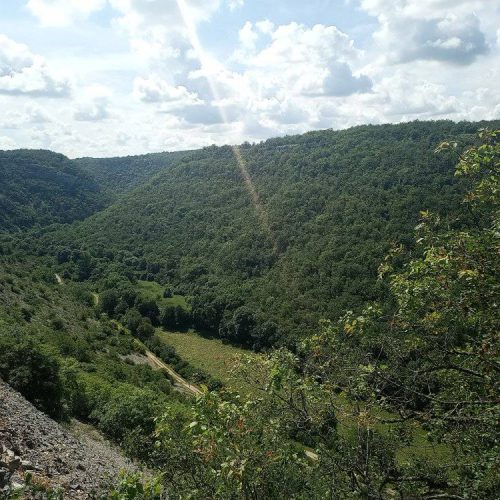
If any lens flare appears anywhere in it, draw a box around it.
[175,0,276,249]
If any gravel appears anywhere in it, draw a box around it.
[0,379,143,498]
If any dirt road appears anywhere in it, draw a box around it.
[145,350,202,396]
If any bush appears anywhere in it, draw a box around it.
[88,384,162,441]
[136,317,154,341]
[0,335,64,418]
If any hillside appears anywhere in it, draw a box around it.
[0,123,497,499]
[39,120,498,346]
[0,379,138,497]
[0,150,109,232]
[74,150,190,195]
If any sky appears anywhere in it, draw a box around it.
[0,0,498,158]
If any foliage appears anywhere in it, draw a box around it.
[0,149,109,232]
[129,128,499,498]
[0,123,498,498]
[4,472,64,499]
[0,256,176,454]
[33,120,499,347]
[75,150,189,194]
[0,332,64,418]
[105,472,164,500]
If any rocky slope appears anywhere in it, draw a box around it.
[0,379,141,498]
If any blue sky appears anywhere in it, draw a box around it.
[0,0,498,157]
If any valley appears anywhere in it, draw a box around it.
[0,121,498,498]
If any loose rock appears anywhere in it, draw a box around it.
[0,379,145,498]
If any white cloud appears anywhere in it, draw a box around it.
[0,0,496,157]
[0,136,17,150]
[133,75,201,109]
[239,21,259,51]
[374,73,458,118]
[361,0,490,65]
[361,0,490,19]
[233,22,372,104]
[73,84,112,121]
[24,103,52,123]
[0,35,71,97]
[256,20,274,35]
[227,0,244,11]
[27,0,107,27]
[250,23,357,67]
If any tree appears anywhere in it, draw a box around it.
[99,289,120,316]
[219,306,257,346]
[370,129,500,496]
[123,308,142,335]
[135,298,160,325]
[149,129,499,498]
[136,317,155,341]
[160,305,191,330]
[0,336,64,419]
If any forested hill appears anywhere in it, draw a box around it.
[74,150,190,194]
[39,120,498,347]
[0,150,109,232]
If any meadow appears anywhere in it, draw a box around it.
[157,330,258,396]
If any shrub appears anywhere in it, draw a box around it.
[0,335,64,418]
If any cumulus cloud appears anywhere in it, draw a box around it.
[241,23,372,98]
[0,35,71,97]
[179,103,226,125]
[133,76,201,109]
[389,14,487,65]
[0,0,496,157]
[27,0,106,27]
[321,62,372,96]
[361,0,489,65]
[73,84,112,121]
[361,0,488,19]
[24,103,52,123]
[227,0,244,11]
[238,21,259,53]
[109,0,222,64]
[135,21,373,128]
[0,135,17,150]
[375,73,458,118]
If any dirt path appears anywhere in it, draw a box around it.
[145,350,202,396]
[79,289,198,397]
[55,273,63,285]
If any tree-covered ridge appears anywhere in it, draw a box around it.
[0,149,109,232]
[41,120,498,347]
[104,128,498,498]
[74,150,191,195]
[0,125,497,499]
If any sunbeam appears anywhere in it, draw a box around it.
[175,0,276,250]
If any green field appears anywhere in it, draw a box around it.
[137,280,189,309]
[158,330,448,465]
[157,330,258,396]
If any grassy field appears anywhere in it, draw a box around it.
[157,330,258,396]
[137,280,189,309]
[157,331,449,464]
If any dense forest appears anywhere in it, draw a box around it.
[0,121,498,498]
[0,150,109,232]
[74,150,190,195]
[25,120,499,348]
